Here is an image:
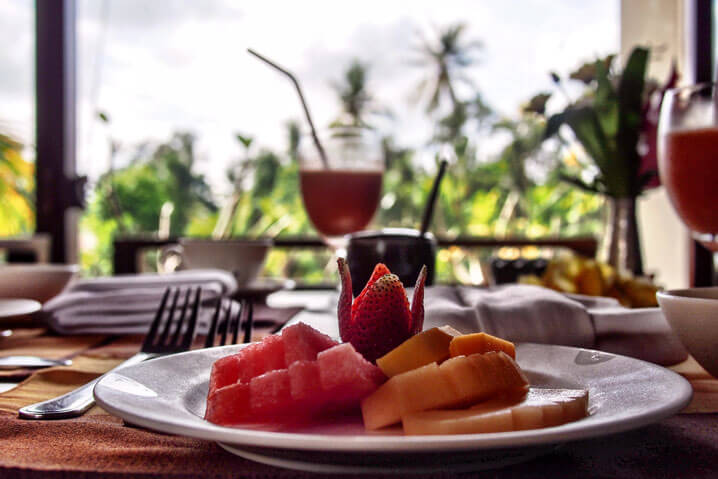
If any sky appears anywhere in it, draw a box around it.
[0,0,619,194]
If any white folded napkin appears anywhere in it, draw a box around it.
[424,284,687,366]
[43,270,237,335]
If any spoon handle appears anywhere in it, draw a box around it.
[0,356,72,369]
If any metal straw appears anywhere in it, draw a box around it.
[419,158,449,236]
[247,48,329,169]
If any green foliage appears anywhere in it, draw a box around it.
[0,133,35,236]
[412,23,482,112]
[545,47,652,198]
[80,132,217,274]
[79,24,605,282]
[93,132,216,236]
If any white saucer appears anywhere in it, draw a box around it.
[0,298,42,320]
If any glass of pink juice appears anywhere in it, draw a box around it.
[299,128,383,253]
[658,83,718,252]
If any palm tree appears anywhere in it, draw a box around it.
[331,60,372,128]
[330,60,389,131]
[411,23,482,113]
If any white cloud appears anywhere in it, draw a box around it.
[0,0,620,193]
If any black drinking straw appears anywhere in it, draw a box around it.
[419,159,449,236]
[247,48,329,169]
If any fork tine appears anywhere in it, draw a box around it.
[171,288,193,346]
[158,288,181,346]
[142,288,171,350]
[242,300,254,344]
[230,301,240,345]
[204,297,223,348]
[181,287,202,349]
[219,300,232,346]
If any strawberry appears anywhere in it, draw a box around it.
[337,258,426,362]
[410,265,427,335]
[352,263,391,317]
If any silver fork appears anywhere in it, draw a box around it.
[18,287,202,420]
[204,298,254,347]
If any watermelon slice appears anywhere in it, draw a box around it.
[204,382,251,425]
[205,323,385,427]
[317,343,386,411]
[249,369,293,420]
[288,359,323,401]
[235,334,286,384]
[318,343,385,398]
[208,354,241,395]
[282,322,338,364]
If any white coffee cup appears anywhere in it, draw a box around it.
[158,238,272,287]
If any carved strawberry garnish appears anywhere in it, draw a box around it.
[337,259,426,362]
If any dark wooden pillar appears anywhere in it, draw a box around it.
[689,0,714,286]
[35,0,84,263]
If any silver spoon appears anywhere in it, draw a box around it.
[0,356,72,369]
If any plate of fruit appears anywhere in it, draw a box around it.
[94,261,692,474]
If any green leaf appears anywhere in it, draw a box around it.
[558,172,603,194]
[235,134,253,149]
[544,112,565,139]
[616,47,649,196]
[562,107,611,169]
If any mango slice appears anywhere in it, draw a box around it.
[376,326,462,378]
[402,388,589,435]
[361,362,456,430]
[361,351,528,430]
[449,332,516,359]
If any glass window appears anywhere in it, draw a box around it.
[0,0,35,237]
[75,1,619,280]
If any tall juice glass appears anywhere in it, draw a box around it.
[658,83,718,252]
[299,128,383,256]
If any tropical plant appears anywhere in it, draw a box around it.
[0,132,34,236]
[412,23,482,113]
[94,132,216,236]
[544,47,675,199]
[330,60,381,129]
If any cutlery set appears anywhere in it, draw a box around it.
[11,287,253,420]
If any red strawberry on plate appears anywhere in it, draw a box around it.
[337,259,426,362]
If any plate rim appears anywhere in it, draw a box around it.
[94,342,693,453]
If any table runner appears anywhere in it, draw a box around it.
[1,320,717,476]
[1,410,716,478]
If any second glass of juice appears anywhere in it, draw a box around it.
[299,128,383,254]
[658,83,718,251]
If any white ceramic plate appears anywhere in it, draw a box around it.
[95,343,692,473]
[0,298,42,320]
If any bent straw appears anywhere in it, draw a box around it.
[247,48,329,169]
[419,158,448,236]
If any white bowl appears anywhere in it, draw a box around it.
[657,287,718,378]
[0,264,79,303]
[160,238,272,287]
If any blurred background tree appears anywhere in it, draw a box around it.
[0,132,34,236]
[80,132,217,275]
[77,23,605,282]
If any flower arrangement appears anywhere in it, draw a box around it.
[542,46,677,199]
[536,47,678,274]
